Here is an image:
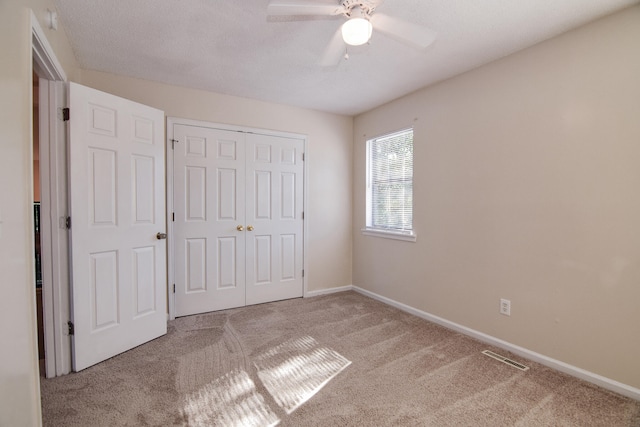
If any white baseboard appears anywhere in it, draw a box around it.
[305,285,354,298]
[352,286,640,401]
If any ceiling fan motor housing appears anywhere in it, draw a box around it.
[340,0,376,17]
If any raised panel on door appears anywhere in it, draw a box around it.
[132,246,157,317]
[173,125,246,317]
[69,83,166,371]
[89,250,119,330]
[245,133,304,305]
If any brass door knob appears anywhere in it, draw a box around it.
[247,225,254,231]
[237,225,244,231]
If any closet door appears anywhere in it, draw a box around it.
[245,133,304,305]
[171,121,305,317]
[173,125,246,317]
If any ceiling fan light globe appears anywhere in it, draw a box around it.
[341,18,372,46]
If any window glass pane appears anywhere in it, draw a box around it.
[368,129,413,232]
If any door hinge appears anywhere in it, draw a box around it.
[302,152,305,161]
[170,139,178,150]
[172,212,175,222]
[302,211,304,220]
[62,107,70,122]
[65,216,71,229]
[173,284,176,294]
[67,321,74,335]
[302,269,305,278]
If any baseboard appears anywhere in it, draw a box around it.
[352,286,640,401]
[305,285,354,298]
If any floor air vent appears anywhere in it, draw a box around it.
[482,350,530,371]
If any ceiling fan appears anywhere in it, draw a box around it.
[267,0,437,65]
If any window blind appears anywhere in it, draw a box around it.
[369,129,413,232]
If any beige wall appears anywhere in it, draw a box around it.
[78,70,354,293]
[0,2,78,426]
[353,5,640,389]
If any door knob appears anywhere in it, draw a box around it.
[247,225,254,231]
[237,225,244,231]
[156,232,167,240]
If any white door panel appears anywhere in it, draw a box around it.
[245,133,304,305]
[69,82,166,371]
[172,123,304,316]
[173,125,245,316]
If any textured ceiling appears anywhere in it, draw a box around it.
[53,0,637,116]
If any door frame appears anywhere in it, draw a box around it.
[166,117,309,320]
[31,11,71,377]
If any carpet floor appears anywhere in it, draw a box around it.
[40,291,640,426]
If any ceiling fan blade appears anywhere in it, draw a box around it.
[320,28,345,67]
[370,13,436,50]
[267,0,343,16]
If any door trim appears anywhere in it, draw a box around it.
[166,117,309,319]
[31,10,71,377]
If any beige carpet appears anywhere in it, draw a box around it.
[41,291,640,426]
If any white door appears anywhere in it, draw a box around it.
[172,123,304,317]
[245,133,304,305]
[173,125,246,316]
[68,82,167,371]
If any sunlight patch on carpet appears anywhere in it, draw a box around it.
[183,369,279,427]
[254,336,352,414]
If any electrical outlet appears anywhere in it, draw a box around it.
[500,298,511,316]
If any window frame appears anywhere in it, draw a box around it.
[363,127,417,242]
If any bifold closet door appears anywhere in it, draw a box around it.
[173,125,246,317]
[245,133,304,305]
[172,124,304,317]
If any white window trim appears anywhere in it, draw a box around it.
[363,127,416,242]
[361,227,417,242]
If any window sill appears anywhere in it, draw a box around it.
[361,228,417,242]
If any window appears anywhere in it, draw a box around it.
[364,128,415,242]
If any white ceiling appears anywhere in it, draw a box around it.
[53,0,637,116]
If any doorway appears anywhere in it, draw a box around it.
[33,72,46,376]
[32,11,71,378]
